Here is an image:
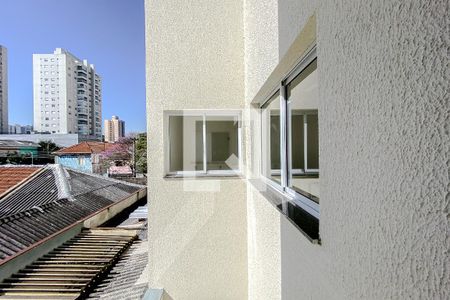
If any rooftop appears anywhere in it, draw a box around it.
[54,141,114,155]
[0,166,41,196]
[0,164,145,262]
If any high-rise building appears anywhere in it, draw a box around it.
[33,48,102,139]
[8,124,33,134]
[104,115,125,142]
[0,46,8,134]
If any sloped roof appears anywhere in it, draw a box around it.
[0,164,145,262]
[0,166,41,196]
[53,141,114,155]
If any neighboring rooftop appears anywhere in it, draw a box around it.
[0,166,41,196]
[0,164,145,262]
[54,141,113,155]
[87,205,149,300]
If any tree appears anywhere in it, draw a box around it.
[38,140,61,154]
[135,133,147,174]
[99,137,134,174]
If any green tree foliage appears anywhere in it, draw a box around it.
[38,140,61,154]
[135,133,147,174]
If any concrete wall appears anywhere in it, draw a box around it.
[147,0,448,299]
[56,154,93,173]
[145,0,248,299]
[245,0,449,299]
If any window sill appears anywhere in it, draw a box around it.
[164,172,243,179]
[249,178,320,244]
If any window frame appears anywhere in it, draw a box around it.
[164,110,242,177]
[260,46,319,218]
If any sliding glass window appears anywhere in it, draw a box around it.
[287,59,319,202]
[167,112,241,176]
[261,91,281,184]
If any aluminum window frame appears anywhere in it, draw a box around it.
[260,46,319,218]
[164,110,242,177]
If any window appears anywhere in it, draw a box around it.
[260,49,319,216]
[287,59,319,202]
[166,111,241,176]
[261,91,281,184]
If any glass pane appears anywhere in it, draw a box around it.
[291,113,304,170]
[169,115,203,172]
[287,59,319,201]
[306,114,319,169]
[205,115,239,170]
[261,91,281,183]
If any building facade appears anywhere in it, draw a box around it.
[0,133,78,148]
[0,46,8,134]
[8,124,33,134]
[33,48,102,140]
[146,0,448,299]
[104,115,125,142]
[54,141,112,174]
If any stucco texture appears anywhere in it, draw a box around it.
[146,0,449,299]
[317,1,449,299]
[244,0,449,299]
[145,0,248,299]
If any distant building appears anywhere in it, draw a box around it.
[104,116,125,142]
[0,46,8,134]
[53,141,113,173]
[0,140,39,157]
[8,124,33,134]
[33,48,102,140]
[0,133,78,148]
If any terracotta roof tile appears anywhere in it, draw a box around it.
[54,141,114,155]
[0,167,41,196]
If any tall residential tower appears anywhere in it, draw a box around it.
[0,46,8,133]
[33,48,102,139]
[104,115,125,142]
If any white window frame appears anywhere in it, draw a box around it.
[260,47,320,218]
[164,110,242,177]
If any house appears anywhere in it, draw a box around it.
[145,1,447,299]
[53,141,113,173]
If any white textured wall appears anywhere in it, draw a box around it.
[146,0,448,299]
[317,1,449,298]
[145,0,248,299]
[245,0,449,299]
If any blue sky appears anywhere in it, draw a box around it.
[0,0,146,133]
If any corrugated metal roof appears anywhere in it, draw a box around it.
[0,168,60,219]
[0,228,137,299]
[0,165,145,262]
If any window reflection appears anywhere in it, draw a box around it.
[287,59,319,201]
[261,91,281,183]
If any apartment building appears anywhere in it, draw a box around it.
[145,1,448,299]
[33,48,102,140]
[8,124,33,134]
[0,46,8,134]
[104,115,125,142]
